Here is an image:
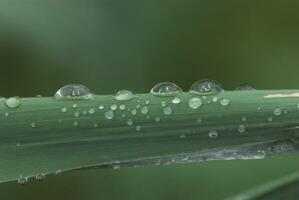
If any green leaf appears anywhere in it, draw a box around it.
[229,171,299,200]
[0,90,299,184]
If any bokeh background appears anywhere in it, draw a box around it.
[0,1,299,199]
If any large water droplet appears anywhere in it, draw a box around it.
[151,82,182,96]
[235,83,256,91]
[163,107,173,115]
[188,97,202,109]
[189,79,223,95]
[114,90,134,101]
[55,84,93,99]
[5,97,22,108]
[105,110,114,119]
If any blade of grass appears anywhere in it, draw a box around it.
[0,90,299,183]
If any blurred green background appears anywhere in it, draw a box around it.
[0,1,299,199]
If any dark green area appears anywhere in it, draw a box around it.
[0,1,299,199]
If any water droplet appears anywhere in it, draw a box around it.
[111,104,118,111]
[151,82,182,96]
[208,130,218,138]
[4,112,9,117]
[238,124,246,133]
[93,123,99,128]
[61,107,68,113]
[55,84,94,99]
[273,108,282,116]
[141,106,149,114]
[235,83,256,91]
[155,117,161,122]
[145,100,150,105]
[161,101,167,107]
[188,97,202,109]
[35,173,45,181]
[105,110,114,119]
[163,106,172,115]
[73,121,78,127]
[127,119,133,126]
[122,114,126,118]
[220,98,230,106]
[212,97,218,102]
[136,126,141,131]
[82,110,87,115]
[242,117,247,122]
[5,97,22,108]
[55,170,62,175]
[119,105,126,110]
[114,90,134,101]
[99,105,105,110]
[18,176,28,185]
[131,109,137,115]
[74,111,80,117]
[190,79,223,95]
[172,97,181,104]
[88,108,96,114]
[72,104,78,108]
[30,122,36,128]
[268,117,273,122]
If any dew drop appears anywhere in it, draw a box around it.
[131,109,137,115]
[4,112,9,117]
[55,84,93,99]
[88,108,96,114]
[163,106,173,115]
[212,96,218,102]
[141,106,149,114]
[208,130,218,138]
[30,122,36,128]
[161,101,167,107]
[172,97,181,104]
[151,82,182,96]
[5,97,22,108]
[61,107,68,113]
[235,83,256,91]
[119,105,126,110]
[145,100,150,105]
[99,105,105,110]
[190,79,223,95]
[105,110,114,119]
[242,117,247,122]
[273,108,282,116]
[35,173,45,181]
[155,117,161,122]
[127,119,133,126]
[220,98,230,106]
[18,176,28,185]
[114,90,134,101]
[238,124,246,133]
[111,104,118,111]
[93,123,99,128]
[74,111,80,117]
[268,117,273,122]
[136,126,141,131]
[188,97,202,109]
[72,104,78,108]
[73,121,79,127]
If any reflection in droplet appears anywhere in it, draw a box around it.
[190,79,223,95]
[151,82,182,96]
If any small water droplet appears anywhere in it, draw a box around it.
[212,97,218,102]
[119,105,126,110]
[161,101,167,107]
[114,90,134,101]
[238,124,246,133]
[188,97,202,109]
[273,108,282,116]
[55,170,62,175]
[99,105,105,110]
[73,121,78,127]
[209,130,218,138]
[30,122,36,128]
[155,117,161,122]
[242,117,247,122]
[18,176,28,185]
[163,107,172,115]
[151,82,182,96]
[145,100,150,105]
[131,109,137,115]
[190,79,223,95]
[172,97,181,104]
[220,98,230,106]
[268,117,273,122]
[93,123,99,128]
[235,83,256,91]
[127,119,133,126]
[88,108,96,114]
[136,126,141,131]
[61,107,68,113]
[72,104,78,108]
[55,84,94,99]
[105,110,114,119]
[122,114,126,118]
[5,97,22,108]
[74,111,80,117]
[141,106,149,114]
[82,110,87,115]
[111,104,118,111]
[4,112,9,117]
[35,173,45,181]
